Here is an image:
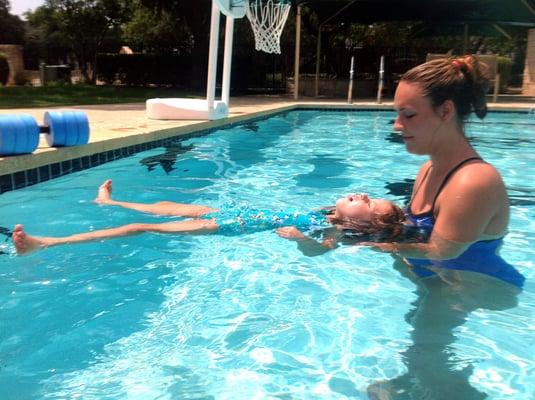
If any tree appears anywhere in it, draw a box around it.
[137,0,212,89]
[26,0,130,82]
[0,0,26,44]
[122,0,193,54]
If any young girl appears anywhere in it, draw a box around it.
[13,179,406,255]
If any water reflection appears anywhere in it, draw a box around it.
[384,179,415,203]
[368,260,520,400]
[294,155,353,189]
[385,132,404,144]
[139,143,194,173]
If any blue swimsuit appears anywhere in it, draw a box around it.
[405,157,525,288]
[202,205,329,235]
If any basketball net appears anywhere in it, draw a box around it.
[246,0,291,54]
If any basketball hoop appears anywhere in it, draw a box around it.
[246,0,291,54]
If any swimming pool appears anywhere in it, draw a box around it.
[1,110,534,399]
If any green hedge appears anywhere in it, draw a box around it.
[95,52,285,92]
[0,53,9,86]
[497,56,513,92]
[96,54,192,86]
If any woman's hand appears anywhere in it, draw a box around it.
[277,226,306,240]
[359,242,400,254]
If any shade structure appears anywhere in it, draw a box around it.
[297,0,535,27]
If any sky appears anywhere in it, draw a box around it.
[10,0,44,17]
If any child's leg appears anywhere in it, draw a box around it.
[13,219,219,255]
[95,179,216,217]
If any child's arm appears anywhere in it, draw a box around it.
[277,226,338,256]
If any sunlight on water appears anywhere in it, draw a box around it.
[0,111,534,399]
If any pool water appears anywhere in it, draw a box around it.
[1,110,534,399]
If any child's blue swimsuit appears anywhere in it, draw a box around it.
[202,205,329,235]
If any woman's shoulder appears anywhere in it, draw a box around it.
[439,160,508,210]
[452,160,505,190]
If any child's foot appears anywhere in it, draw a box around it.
[95,179,113,204]
[12,224,47,255]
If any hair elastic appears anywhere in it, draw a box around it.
[452,59,465,70]
[452,58,473,73]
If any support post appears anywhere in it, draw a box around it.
[294,5,301,100]
[207,2,221,112]
[315,29,322,97]
[347,56,355,104]
[462,23,469,54]
[222,15,235,106]
[493,73,500,103]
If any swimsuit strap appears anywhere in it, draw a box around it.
[409,156,482,215]
[430,156,482,210]
[408,162,433,210]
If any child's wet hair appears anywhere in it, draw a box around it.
[328,202,406,237]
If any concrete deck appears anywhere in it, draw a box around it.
[1,95,533,176]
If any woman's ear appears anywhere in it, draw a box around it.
[440,100,455,121]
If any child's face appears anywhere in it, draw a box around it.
[335,194,394,221]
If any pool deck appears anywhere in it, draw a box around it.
[1,95,533,177]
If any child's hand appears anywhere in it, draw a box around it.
[277,226,306,240]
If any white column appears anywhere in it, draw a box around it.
[222,16,235,106]
[207,2,221,111]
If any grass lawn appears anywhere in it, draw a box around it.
[0,85,202,109]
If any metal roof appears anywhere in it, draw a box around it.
[297,0,535,27]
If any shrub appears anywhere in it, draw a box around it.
[497,56,513,93]
[14,70,29,86]
[0,53,10,86]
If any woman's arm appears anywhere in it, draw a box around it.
[277,226,338,257]
[365,233,470,260]
[369,164,508,260]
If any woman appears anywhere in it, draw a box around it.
[12,179,406,255]
[366,56,524,400]
[367,56,524,288]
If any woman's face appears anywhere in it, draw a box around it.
[335,194,393,221]
[393,81,444,155]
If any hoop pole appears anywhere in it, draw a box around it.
[294,5,302,100]
[222,15,235,106]
[377,55,384,104]
[347,56,355,104]
[207,2,221,111]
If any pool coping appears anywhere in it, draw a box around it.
[0,99,533,194]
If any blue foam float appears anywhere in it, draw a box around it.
[0,114,40,155]
[43,111,90,147]
[0,111,90,155]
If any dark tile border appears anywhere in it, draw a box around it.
[1,108,532,195]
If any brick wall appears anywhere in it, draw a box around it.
[523,29,535,96]
[0,45,24,86]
